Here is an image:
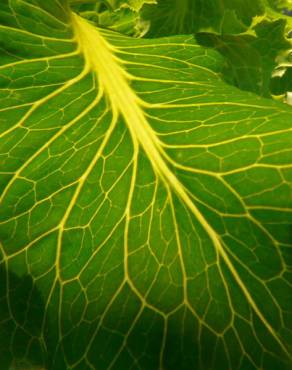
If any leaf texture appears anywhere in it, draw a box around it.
[0,1,292,369]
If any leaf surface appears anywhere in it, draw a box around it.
[142,0,265,36]
[0,1,292,369]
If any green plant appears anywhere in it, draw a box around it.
[0,1,292,369]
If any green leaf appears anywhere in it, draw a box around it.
[142,0,265,36]
[1,2,292,370]
[262,1,292,100]
[70,0,151,37]
[69,0,154,37]
[70,0,156,11]
[196,19,291,97]
[106,0,156,11]
[265,0,292,12]
[74,5,150,37]
[141,1,292,100]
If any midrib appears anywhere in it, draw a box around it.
[71,13,180,186]
[71,13,288,356]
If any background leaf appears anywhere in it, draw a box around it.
[70,0,152,36]
[106,0,156,11]
[197,19,291,97]
[141,0,265,36]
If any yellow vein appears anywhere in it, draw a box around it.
[13,0,68,28]
[116,50,220,77]
[148,101,279,109]
[0,24,72,41]
[0,81,102,203]
[71,13,290,358]
[0,61,86,139]
[55,114,117,281]
[0,49,79,71]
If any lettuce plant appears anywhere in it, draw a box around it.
[0,1,292,369]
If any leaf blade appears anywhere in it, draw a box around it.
[0,3,292,369]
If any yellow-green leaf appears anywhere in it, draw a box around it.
[0,1,292,369]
